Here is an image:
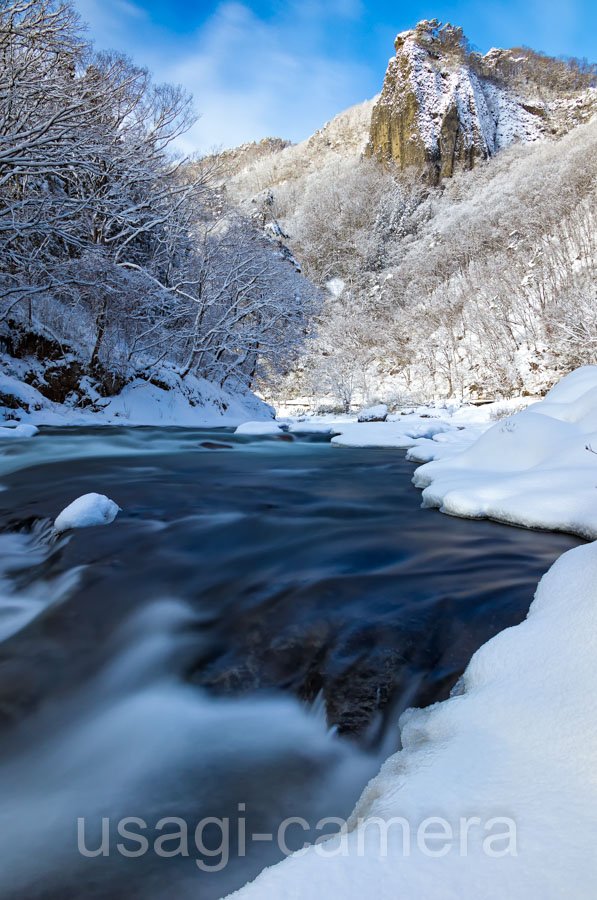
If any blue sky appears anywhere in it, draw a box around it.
[74,0,597,154]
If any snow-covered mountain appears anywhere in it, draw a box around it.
[215,20,597,411]
[227,19,596,199]
[226,95,378,202]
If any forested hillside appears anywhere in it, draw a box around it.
[275,116,597,406]
[222,23,597,410]
[0,0,318,422]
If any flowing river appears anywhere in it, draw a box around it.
[0,427,581,899]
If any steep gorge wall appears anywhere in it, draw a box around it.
[366,21,545,181]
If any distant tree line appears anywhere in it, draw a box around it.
[486,46,597,96]
[412,20,597,98]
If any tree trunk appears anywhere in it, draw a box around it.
[90,298,108,370]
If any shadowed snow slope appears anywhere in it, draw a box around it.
[0,361,274,428]
[230,539,597,899]
[414,366,597,538]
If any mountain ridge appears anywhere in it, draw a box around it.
[222,20,597,196]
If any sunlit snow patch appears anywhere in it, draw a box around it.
[235,421,283,435]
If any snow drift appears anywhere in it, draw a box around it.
[414,366,597,538]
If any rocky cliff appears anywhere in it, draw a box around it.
[366,20,546,181]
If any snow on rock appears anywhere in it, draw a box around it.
[357,404,388,423]
[331,418,456,449]
[54,493,120,533]
[286,421,339,434]
[404,36,542,160]
[414,367,597,538]
[0,423,38,439]
[0,371,46,412]
[234,421,283,435]
[230,539,597,899]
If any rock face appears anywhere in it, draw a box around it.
[366,20,544,182]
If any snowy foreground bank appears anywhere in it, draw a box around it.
[231,368,597,899]
[231,540,597,899]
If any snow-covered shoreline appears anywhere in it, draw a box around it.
[230,368,597,899]
[230,538,597,899]
[0,364,274,429]
[282,369,597,540]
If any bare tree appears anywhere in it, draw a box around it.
[0,0,317,395]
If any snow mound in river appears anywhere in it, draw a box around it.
[54,493,120,532]
[414,366,597,537]
[235,421,283,435]
[0,423,38,439]
[230,538,597,899]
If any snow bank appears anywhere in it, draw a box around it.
[329,408,486,450]
[0,355,273,428]
[318,400,521,452]
[0,423,38,439]
[277,399,534,457]
[287,421,339,434]
[332,419,455,448]
[231,539,597,899]
[54,493,120,532]
[97,375,273,428]
[414,367,597,538]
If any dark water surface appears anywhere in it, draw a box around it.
[0,426,581,899]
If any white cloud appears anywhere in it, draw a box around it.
[74,0,376,154]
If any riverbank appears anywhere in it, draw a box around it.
[0,350,273,429]
[230,366,597,899]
